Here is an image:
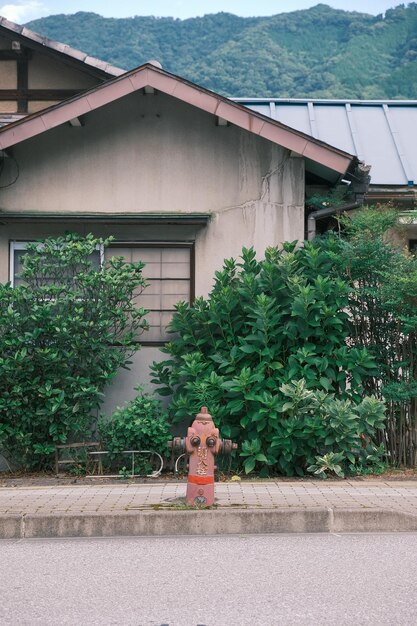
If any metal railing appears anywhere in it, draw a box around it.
[87,450,164,478]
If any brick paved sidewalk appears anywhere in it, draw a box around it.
[1,480,417,516]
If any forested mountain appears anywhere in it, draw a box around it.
[27,3,417,98]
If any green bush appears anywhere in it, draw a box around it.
[0,233,148,470]
[151,245,384,476]
[98,389,170,456]
[318,207,417,466]
[242,379,385,478]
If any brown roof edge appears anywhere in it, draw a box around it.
[0,15,125,78]
[0,62,355,175]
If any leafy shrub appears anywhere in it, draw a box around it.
[240,379,385,477]
[99,389,170,456]
[0,233,148,470]
[151,245,383,476]
[323,207,417,466]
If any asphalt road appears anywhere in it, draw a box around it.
[1,533,416,625]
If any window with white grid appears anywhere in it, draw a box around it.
[105,244,193,343]
[9,241,102,287]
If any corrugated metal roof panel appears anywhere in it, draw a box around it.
[389,107,417,184]
[274,104,311,135]
[235,99,417,186]
[244,103,272,118]
[312,105,357,156]
[353,106,405,185]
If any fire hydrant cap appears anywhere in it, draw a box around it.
[196,406,212,421]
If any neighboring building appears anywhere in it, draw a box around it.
[0,16,123,125]
[0,61,363,411]
[236,98,417,243]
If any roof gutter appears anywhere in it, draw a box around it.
[307,160,371,239]
[0,212,211,225]
[307,200,362,240]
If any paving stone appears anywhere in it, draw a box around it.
[1,481,417,517]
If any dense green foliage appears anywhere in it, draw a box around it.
[28,4,417,98]
[151,245,384,477]
[241,382,385,478]
[0,234,148,470]
[99,389,170,457]
[326,208,417,466]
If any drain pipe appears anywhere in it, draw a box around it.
[307,200,362,240]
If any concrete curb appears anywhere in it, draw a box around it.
[2,507,417,538]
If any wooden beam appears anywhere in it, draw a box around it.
[16,56,28,113]
[0,89,81,101]
[0,50,29,60]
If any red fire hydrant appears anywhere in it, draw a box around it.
[168,406,237,507]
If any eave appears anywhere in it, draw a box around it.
[0,212,211,225]
[0,63,358,178]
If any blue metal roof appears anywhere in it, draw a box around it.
[234,99,417,187]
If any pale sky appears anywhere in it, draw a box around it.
[0,1,405,23]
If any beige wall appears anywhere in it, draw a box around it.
[0,90,305,411]
[388,223,417,252]
[28,52,99,90]
[0,60,17,88]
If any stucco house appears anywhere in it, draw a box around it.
[0,54,364,411]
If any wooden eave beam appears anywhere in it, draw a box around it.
[0,89,83,101]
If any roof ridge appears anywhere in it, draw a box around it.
[232,98,417,105]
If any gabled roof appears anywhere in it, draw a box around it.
[0,63,360,183]
[235,98,417,187]
[0,15,124,79]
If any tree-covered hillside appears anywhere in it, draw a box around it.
[27,3,417,98]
